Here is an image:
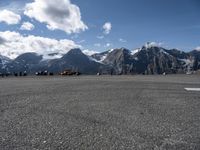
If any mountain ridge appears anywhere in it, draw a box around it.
[0,45,200,75]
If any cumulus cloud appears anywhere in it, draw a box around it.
[0,9,21,25]
[103,22,112,34]
[0,37,6,45]
[0,31,81,59]
[20,22,35,31]
[24,0,88,34]
[145,42,163,48]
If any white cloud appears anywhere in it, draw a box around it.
[145,42,163,48]
[0,9,21,25]
[97,35,104,39]
[0,37,6,45]
[82,49,98,56]
[195,46,200,51]
[24,0,88,34]
[105,43,111,47]
[94,43,101,47]
[0,31,81,59]
[20,22,35,31]
[103,22,112,34]
[119,38,127,43]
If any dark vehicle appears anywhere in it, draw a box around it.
[49,72,54,76]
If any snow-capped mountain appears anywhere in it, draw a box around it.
[0,55,12,71]
[0,45,200,75]
[90,46,200,74]
[47,48,103,74]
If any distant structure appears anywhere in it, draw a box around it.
[60,69,80,76]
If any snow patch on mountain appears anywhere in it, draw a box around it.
[108,49,114,53]
[0,55,11,69]
[82,49,99,56]
[131,48,141,55]
[91,49,115,63]
[100,55,107,62]
[160,48,170,56]
[88,56,104,64]
[42,53,64,60]
[179,59,193,66]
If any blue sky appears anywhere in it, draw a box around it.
[0,0,200,58]
[73,0,200,50]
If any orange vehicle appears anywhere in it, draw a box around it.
[60,69,81,76]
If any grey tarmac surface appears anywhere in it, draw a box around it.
[0,75,200,150]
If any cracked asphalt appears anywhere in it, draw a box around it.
[0,75,200,150]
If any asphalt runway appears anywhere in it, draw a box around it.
[0,75,200,150]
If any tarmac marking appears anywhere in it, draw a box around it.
[184,88,200,91]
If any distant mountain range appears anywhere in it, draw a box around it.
[0,44,200,75]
